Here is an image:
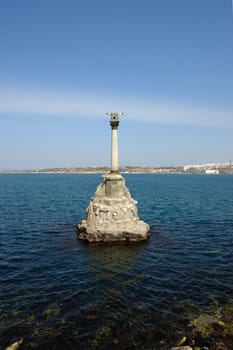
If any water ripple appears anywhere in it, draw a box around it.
[1,174,233,349]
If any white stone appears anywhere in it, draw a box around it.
[77,173,150,242]
[111,127,118,172]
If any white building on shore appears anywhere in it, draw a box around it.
[184,162,231,173]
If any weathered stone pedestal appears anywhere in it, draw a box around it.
[77,173,150,242]
[78,112,150,242]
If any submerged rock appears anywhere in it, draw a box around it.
[188,303,233,349]
[176,336,187,346]
[5,338,23,350]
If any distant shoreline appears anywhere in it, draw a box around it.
[1,164,233,175]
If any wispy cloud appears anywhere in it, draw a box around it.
[0,86,232,128]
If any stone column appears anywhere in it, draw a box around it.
[106,112,123,174]
[110,117,119,173]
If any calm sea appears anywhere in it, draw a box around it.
[0,174,233,350]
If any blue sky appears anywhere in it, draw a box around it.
[0,0,233,169]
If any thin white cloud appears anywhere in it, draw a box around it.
[0,86,232,128]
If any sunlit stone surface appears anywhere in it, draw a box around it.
[77,112,150,242]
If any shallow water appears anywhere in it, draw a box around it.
[0,174,233,349]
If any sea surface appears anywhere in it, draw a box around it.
[0,174,233,350]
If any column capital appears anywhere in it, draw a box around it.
[110,120,119,129]
[106,112,123,129]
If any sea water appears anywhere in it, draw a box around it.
[0,174,233,349]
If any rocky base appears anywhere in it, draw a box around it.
[77,173,150,242]
[78,220,150,242]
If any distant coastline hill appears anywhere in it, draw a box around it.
[1,162,233,174]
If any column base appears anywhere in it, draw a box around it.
[77,173,150,243]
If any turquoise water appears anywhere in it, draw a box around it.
[0,174,233,349]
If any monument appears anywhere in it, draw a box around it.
[77,112,150,242]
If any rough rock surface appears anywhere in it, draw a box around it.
[170,347,193,350]
[77,173,150,242]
